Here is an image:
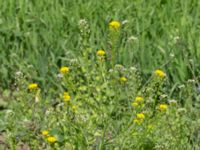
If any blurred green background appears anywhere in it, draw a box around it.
[0,0,199,89]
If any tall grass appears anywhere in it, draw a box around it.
[0,0,200,149]
[0,0,200,89]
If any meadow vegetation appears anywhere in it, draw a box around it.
[0,0,200,149]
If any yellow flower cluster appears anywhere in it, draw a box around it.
[155,69,166,78]
[63,92,71,102]
[109,21,121,29]
[134,113,145,125]
[41,130,57,143]
[28,83,38,91]
[158,104,168,111]
[137,113,145,119]
[42,130,49,136]
[135,96,144,103]
[97,50,106,57]
[132,96,144,107]
[47,136,57,143]
[60,67,70,74]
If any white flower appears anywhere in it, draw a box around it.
[128,36,138,42]
[57,73,63,79]
[122,20,128,25]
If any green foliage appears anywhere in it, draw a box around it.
[0,0,200,149]
[0,0,200,87]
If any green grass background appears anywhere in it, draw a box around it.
[0,0,200,88]
[0,1,200,149]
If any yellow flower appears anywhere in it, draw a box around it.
[132,102,138,107]
[42,130,49,136]
[159,104,168,111]
[134,113,145,125]
[109,21,120,29]
[28,83,38,91]
[155,69,166,78]
[135,96,144,103]
[120,77,127,82]
[63,92,71,102]
[97,50,106,57]
[47,136,57,143]
[60,67,69,74]
[136,113,145,120]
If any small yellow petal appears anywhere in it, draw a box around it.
[155,69,166,78]
[136,113,145,120]
[63,92,71,102]
[28,83,38,90]
[60,67,70,74]
[158,104,168,111]
[109,21,121,29]
[97,50,106,57]
[135,96,144,103]
[41,130,49,136]
[47,136,57,143]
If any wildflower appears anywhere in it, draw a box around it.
[120,77,127,82]
[188,78,195,82]
[79,19,88,28]
[97,50,106,57]
[134,113,145,125]
[155,69,166,78]
[133,113,145,125]
[132,102,138,107]
[136,113,145,120]
[47,136,57,143]
[130,67,137,72]
[128,36,138,42]
[114,64,125,71]
[177,108,187,115]
[57,73,63,79]
[69,59,78,65]
[63,92,71,102]
[122,20,128,25]
[60,67,69,74]
[15,71,23,78]
[158,104,168,111]
[42,130,49,136]
[109,21,120,29]
[28,83,38,91]
[135,96,144,103]
[168,99,177,105]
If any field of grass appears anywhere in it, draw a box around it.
[0,0,200,149]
